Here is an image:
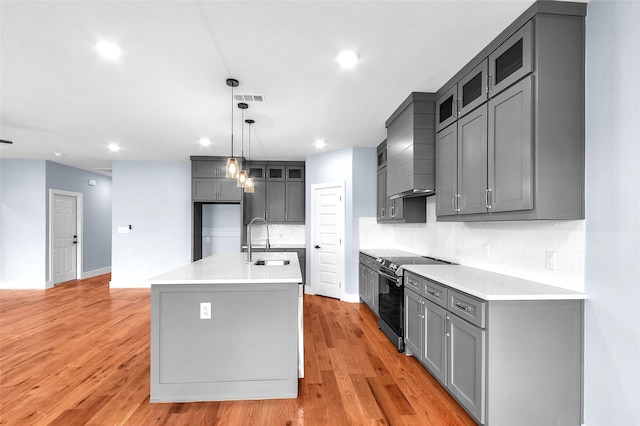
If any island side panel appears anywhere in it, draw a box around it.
[151,282,299,402]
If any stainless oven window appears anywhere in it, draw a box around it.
[378,273,403,337]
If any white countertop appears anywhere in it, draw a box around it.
[148,252,302,285]
[403,265,587,301]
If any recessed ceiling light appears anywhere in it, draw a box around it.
[199,138,211,147]
[54,152,64,157]
[108,143,120,152]
[314,139,326,149]
[336,50,360,69]
[95,41,122,61]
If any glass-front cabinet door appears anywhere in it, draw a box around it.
[489,20,533,97]
[436,85,458,133]
[457,60,488,118]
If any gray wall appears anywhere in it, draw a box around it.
[305,147,376,299]
[584,1,640,423]
[0,159,47,287]
[45,161,112,275]
[110,161,191,287]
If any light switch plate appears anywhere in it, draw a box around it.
[200,302,211,320]
[117,226,130,234]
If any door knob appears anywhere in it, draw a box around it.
[314,245,320,249]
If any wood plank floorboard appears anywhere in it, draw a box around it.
[0,274,475,425]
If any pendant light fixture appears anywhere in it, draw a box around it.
[244,118,256,193]
[236,102,249,187]
[225,78,240,179]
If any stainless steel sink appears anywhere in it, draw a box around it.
[254,259,290,266]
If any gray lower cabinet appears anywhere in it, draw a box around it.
[447,311,486,424]
[358,253,378,315]
[404,271,582,425]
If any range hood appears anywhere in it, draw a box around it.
[385,92,437,200]
[389,188,434,200]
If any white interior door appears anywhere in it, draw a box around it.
[53,194,77,284]
[311,182,344,299]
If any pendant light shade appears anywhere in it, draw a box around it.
[237,102,249,187]
[244,119,255,193]
[225,78,240,179]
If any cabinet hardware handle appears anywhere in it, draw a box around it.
[446,332,450,337]
[390,206,395,218]
[427,289,440,297]
[455,302,472,312]
[454,194,461,212]
[485,188,492,209]
[381,208,385,218]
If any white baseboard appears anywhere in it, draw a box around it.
[82,267,111,279]
[0,280,48,290]
[109,280,150,288]
[341,292,360,303]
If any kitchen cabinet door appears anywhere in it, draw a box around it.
[359,264,368,303]
[389,198,404,221]
[487,76,533,213]
[423,300,447,386]
[285,165,305,181]
[489,20,533,97]
[244,180,266,222]
[377,168,387,221]
[218,179,243,202]
[267,165,286,181]
[436,85,458,133]
[192,160,226,178]
[404,289,423,358]
[458,60,488,118]
[285,182,305,222]
[457,105,488,215]
[436,124,458,217]
[266,181,286,221]
[447,314,486,424]
[247,164,266,181]
[367,269,379,315]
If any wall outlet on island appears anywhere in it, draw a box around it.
[200,302,211,320]
[545,251,557,270]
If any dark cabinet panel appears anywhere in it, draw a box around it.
[285,165,304,181]
[487,76,533,213]
[247,164,266,180]
[244,180,266,221]
[266,181,286,222]
[436,85,458,132]
[192,160,226,178]
[458,106,488,215]
[285,181,305,223]
[193,178,242,202]
[435,124,458,217]
[267,165,286,181]
[458,60,488,118]
[489,20,533,97]
[377,168,387,221]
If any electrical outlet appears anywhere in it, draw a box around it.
[200,302,211,320]
[545,251,557,270]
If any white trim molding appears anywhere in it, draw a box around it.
[82,267,111,279]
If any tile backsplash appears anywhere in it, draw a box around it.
[247,224,306,246]
[360,198,585,292]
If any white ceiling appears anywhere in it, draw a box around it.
[0,0,536,175]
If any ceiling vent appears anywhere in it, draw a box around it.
[234,94,265,103]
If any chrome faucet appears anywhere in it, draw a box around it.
[247,217,270,263]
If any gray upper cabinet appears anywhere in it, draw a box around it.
[192,160,227,178]
[244,180,266,221]
[435,2,586,221]
[266,181,286,222]
[458,60,489,118]
[488,21,533,98]
[377,168,387,221]
[458,105,489,215]
[436,85,457,133]
[435,124,458,216]
[192,178,242,202]
[285,181,305,222]
[487,76,533,213]
[243,161,305,224]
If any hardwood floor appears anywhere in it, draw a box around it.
[0,275,475,425]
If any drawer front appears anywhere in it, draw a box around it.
[404,272,424,294]
[448,290,486,328]
[423,279,448,308]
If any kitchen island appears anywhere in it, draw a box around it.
[148,251,303,403]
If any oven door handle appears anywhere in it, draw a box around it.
[378,269,402,284]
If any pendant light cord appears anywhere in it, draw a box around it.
[241,108,245,159]
[230,83,234,157]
